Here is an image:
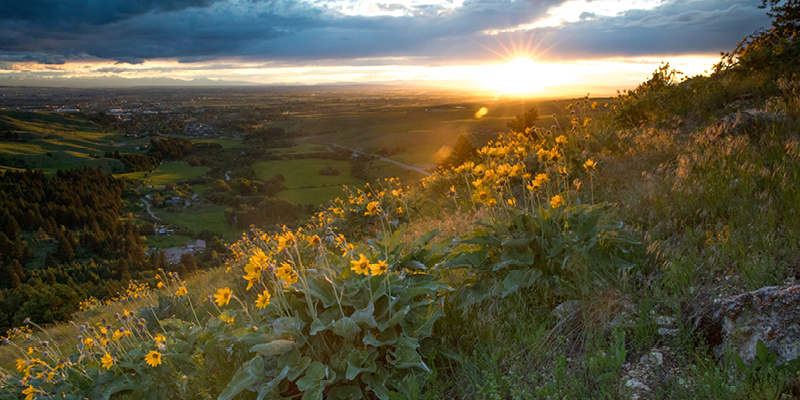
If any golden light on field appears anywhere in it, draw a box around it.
[480,58,542,94]
[475,107,488,118]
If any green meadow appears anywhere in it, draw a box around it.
[252,158,365,205]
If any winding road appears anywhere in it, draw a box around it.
[317,142,431,176]
[141,199,162,221]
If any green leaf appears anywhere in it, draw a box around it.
[500,237,532,249]
[351,303,378,329]
[251,339,296,356]
[390,335,431,373]
[332,386,364,399]
[310,318,330,336]
[332,317,362,338]
[456,279,494,309]
[402,260,427,271]
[378,306,410,331]
[346,349,378,380]
[272,317,306,337]
[297,361,336,397]
[411,307,445,338]
[99,381,143,400]
[218,356,264,400]
[493,253,537,271]
[255,366,289,400]
[306,277,338,308]
[502,269,542,298]
[756,339,769,362]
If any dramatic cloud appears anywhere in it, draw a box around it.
[0,0,775,86]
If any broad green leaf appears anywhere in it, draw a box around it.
[456,279,494,309]
[297,361,336,395]
[378,306,410,331]
[255,366,289,400]
[346,349,378,379]
[351,303,378,329]
[218,356,264,400]
[272,317,306,337]
[332,317,362,338]
[310,318,330,336]
[305,277,338,308]
[501,237,532,249]
[251,339,296,356]
[411,307,444,338]
[390,335,431,372]
[502,268,542,298]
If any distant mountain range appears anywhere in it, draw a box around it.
[0,76,620,97]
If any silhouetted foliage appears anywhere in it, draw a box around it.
[507,107,540,139]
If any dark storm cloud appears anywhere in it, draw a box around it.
[0,0,219,26]
[0,0,775,65]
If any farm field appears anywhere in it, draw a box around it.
[252,158,364,205]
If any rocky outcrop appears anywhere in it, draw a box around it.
[706,109,784,140]
[713,285,800,364]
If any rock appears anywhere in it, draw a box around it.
[552,300,580,322]
[649,351,663,366]
[705,109,784,140]
[713,285,800,363]
[658,327,679,336]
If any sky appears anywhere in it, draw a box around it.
[0,0,773,95]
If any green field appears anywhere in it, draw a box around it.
[145,161,210,186]
[158,203,239,242]
[0,111,149,173]
[145,234,194,248]
[172,136,245,149]
[252,159,365,205]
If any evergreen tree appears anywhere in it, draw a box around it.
[116,259,130,280]
[439,135,477,169]
[57,233,74,263]
[507,107,540,140]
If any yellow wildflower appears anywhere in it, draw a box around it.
[101,353,114,370]
[175,286,187,296]
[83,338,94,349]
[144,351,162,367]
[213,288,233,307]
[364,201,380,216]
[583,159,597,172]
[16,359,27,372]
[255,290,271,309]
[308,235,321,246]
[550,195,564,208]
[154,334,166,343]
[23,386,36,400]
[277,231,295,253]
[555,135,568,146]
[368,260,388,276]
[350,254,370,275]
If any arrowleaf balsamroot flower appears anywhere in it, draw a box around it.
[583,159,597,172]
[144,350,162,367]
[101,353,114,370]
[255,290,271,309]
[364,201,380,216]
[175,286,187,296]
[214,288,233,307]
[350,254,370,275]
[277,231,295,253]
[368,260,388,276]
[551,195,564,208]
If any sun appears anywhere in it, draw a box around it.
[480,57,542,94]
